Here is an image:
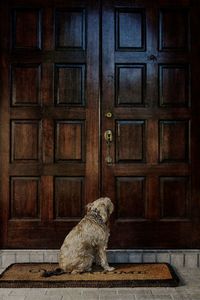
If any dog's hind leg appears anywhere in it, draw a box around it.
[71,255,94,274]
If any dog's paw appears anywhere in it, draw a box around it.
[104,266,115,272]
[71,270,79,275]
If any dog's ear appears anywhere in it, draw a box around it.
[107,199,114,215]
[86,202,92,212]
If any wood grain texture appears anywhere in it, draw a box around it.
[11,64,41,106]
[116,64,146,106]
[159,64,190,107]
[116,120,145,162]
[55,9,85,50]
[54,177,84,219]
[160,176,190,219]
[10,177,40,219]
[159,120,189,162]
[11,120,41,162]
[12,8,41,49]
[55,121,84,162]
[0,0,99,248]
[55,64,85,106]
[116,177,146,219]
[102,0,199,248]
[116,8,146,50]
[0,0,10,247]
[159,8,189,51]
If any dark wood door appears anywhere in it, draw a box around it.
[102,0,200,248]
[1,0,200,249]
[0,0,100,248]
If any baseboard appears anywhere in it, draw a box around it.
[0,249,200,269]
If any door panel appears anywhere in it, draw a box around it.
[0,0,100,248]
[102,0,200,248]
[12,8,42,50]
[116,120,146,162]
[159,8,189,51]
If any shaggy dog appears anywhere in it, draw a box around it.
[43,197,114,276]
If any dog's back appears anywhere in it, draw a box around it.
[59,217,99,272]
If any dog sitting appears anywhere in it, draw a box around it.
[43,197,114,276]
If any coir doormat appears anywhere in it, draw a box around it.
[0,263,179,288]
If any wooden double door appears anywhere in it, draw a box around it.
[1,0,200,248]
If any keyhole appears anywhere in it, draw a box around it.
[107,133,111,141]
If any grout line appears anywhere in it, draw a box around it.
[169,251,172,265]
[141,251,144,263]
[155,251,157,263]
[183,253,185,267]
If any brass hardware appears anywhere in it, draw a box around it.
[105,112,113,118]
[104,130,113,164]
[104,129,112,142]
[105,155,112,164]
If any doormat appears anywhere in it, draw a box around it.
[0,263,179,288]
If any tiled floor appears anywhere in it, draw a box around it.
[0,267,200,300]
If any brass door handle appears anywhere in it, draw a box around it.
[104,130,113,164]
[104,129,112,142]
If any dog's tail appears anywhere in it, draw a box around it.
[42,268,65,277]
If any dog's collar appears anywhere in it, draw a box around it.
[85,209,107,231]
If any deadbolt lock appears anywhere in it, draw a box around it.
[105,112,113,118]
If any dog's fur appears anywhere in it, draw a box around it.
[43,197,114,276]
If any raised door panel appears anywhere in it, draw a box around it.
[116,177,146,219]
[159,8,189,51]
[55,121,85,162]
[55,9,85,50]
[160,176,190,220]
[116,120,145,162]
[159,64,190,107]
[11,64,41,106]
[115,9,146,50]
[12,8,41,50]
[10,177,40,219]
[11,120,41,162]
[116,64,146,106]
[54,177,84,219]
[159,120,189,163]
[55,64,85,106]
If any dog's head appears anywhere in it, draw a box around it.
[86,197,114,223]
